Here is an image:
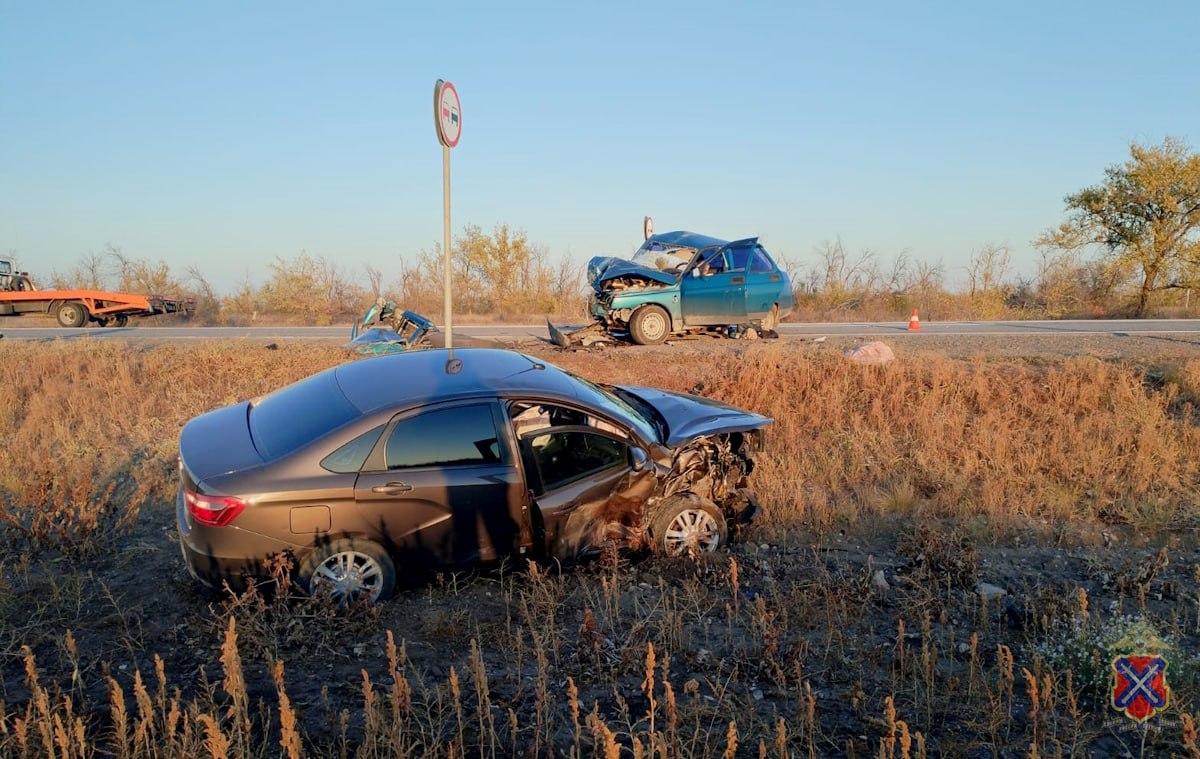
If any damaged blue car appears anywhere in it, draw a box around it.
[347,300,437,355]
[550,231,794,346]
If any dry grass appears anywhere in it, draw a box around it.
[2,340,1200,756]
[2,340,1197,548]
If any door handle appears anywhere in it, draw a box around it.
[768,274,781,282]
[730,276,745,284]
[371,481,413,495]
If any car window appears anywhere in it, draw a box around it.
[525,430,628,493]
[749,246,776,273]
[0,261,10,275]
[321,425,384,473]
[250,369,361,460]
[386,404,502,469]
[509,401,627,438]
[727,245,753,272]
[695,249,726,276]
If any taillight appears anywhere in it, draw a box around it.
[185,490,247,527]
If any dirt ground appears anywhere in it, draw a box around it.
[2,338,1200,756]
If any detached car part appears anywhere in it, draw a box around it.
[347,299,437,355]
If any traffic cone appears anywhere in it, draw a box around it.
[907,308,921,332]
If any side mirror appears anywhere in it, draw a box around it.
[690,268,700,278]
[629,447,650,471]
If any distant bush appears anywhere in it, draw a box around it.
[42,226,586,325]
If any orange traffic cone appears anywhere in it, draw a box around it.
[907,308,921,332]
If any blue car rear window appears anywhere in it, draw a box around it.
[250,370,361,460]
[750,246,776,273]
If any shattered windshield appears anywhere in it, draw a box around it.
[630,243,694,273]
[567,373,661,444]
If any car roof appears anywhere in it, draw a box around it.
[645,231,729,250]
[645,231,761,252]
[333,348,583,413]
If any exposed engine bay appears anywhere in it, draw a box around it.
[552,431,760,559]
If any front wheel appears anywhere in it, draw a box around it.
[629,305,670,345]
[648,495,728,556]
[300,538,396,604]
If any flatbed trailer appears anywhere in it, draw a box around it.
[0,289,194,327]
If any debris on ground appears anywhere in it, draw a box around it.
[843,340,895,365]
[346,299,437,355]
[975,581,1008,600]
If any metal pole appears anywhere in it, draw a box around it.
[442,144,453,348]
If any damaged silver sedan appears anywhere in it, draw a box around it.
[176,348,767,602]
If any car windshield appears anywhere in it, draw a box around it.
[250,369,361,460]
[567,373,661,443]
[630,243,694,273]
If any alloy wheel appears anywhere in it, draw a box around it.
[311,551,385,603]
[662,509,722,555]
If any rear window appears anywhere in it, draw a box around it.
[250,370,361,460]
[749,246,776,273]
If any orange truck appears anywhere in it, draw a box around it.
[0,257,193,327]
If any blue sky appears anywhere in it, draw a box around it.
[2,1,1198,291]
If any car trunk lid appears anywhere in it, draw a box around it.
[179,401,264,485]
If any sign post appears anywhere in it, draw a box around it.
[434,79,462,347]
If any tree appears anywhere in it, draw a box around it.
[1037,138,1200,316]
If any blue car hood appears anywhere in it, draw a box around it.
[587,256,677,289]
[617,385,772,447]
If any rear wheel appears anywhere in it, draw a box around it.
[629,305,670,345]
[114,314,129,327]
[648,495,728,556]
[55,302,88,328]
[300,538,396,604]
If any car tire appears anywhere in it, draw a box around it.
[114,314,129,327]
[299,538,397,604]
[629,305,670,345]
[647,495,728,556]
[55,302,88,328]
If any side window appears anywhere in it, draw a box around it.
[386,404,502,469]
[727,245,753,272]
[525,431,628,493]
[509,401,628,439]
[749,246,776,273]
[321,425,384,473]
[694,249,726,277]
[0,261,10,275]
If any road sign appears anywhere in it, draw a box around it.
[434,80,462,148]
[644,216,654,240]
[434,79,461,347]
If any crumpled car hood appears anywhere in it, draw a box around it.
[587,256,678,290]
[617,385,772,447]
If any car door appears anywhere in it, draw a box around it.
[515,424,640,559]
[680,248,747,325]
[742,244,786,321]
[353,400,530,567]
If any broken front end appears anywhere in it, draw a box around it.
[548,254,682,347]
[552,430,762,559]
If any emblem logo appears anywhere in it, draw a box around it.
[1111,654,1169,723]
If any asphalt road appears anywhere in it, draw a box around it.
[3,319,1200,343]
